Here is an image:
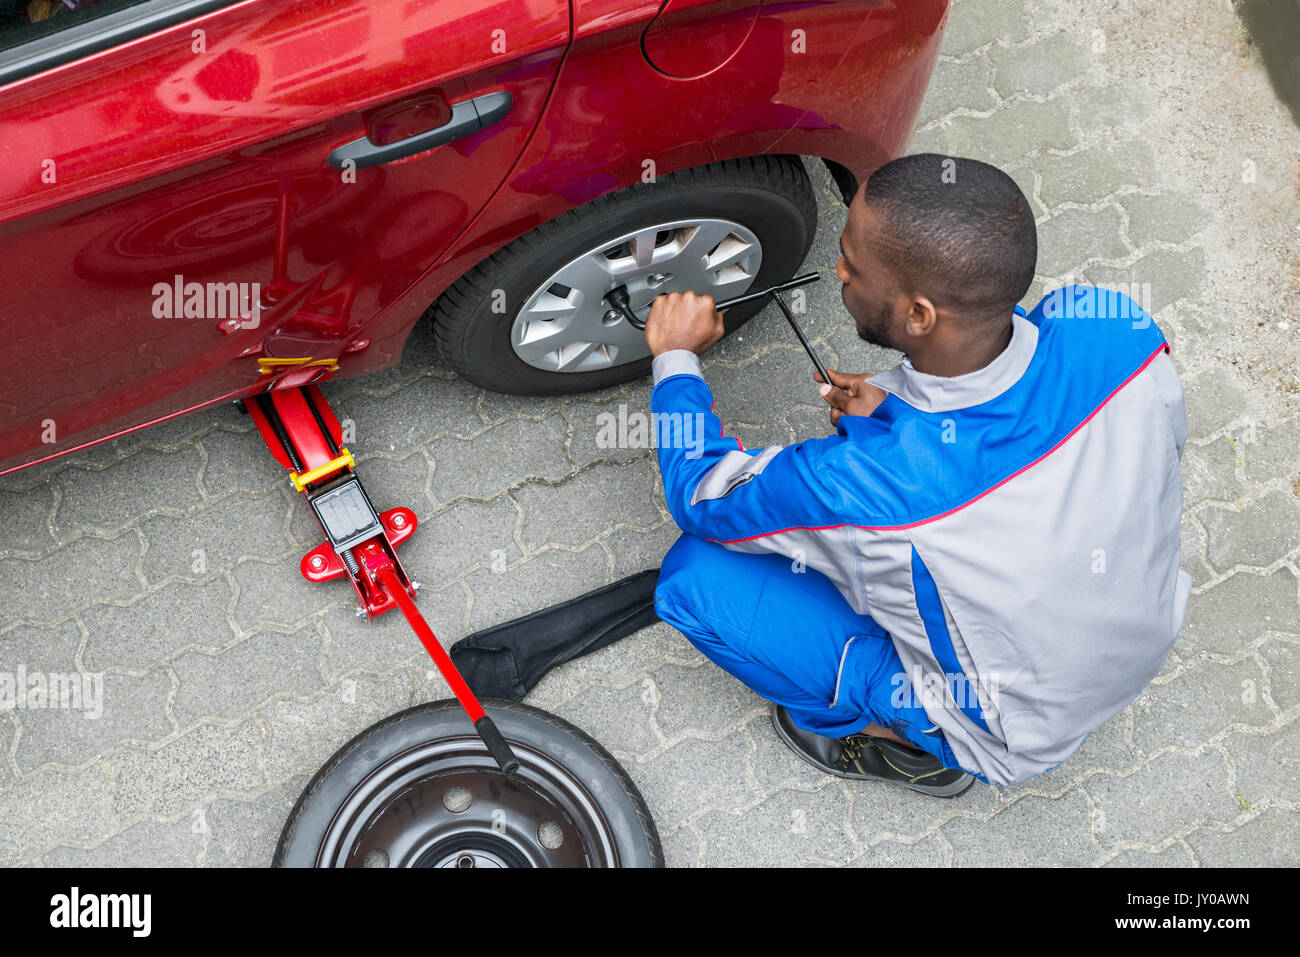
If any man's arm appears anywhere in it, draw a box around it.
[651,350,850,547]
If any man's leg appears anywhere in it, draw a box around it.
[655,533,941,753]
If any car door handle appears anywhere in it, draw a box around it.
[327,90,513,170]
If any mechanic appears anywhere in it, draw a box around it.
[644,154,1192,796]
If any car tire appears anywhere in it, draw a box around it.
[273,698,663,868]
[429,154,818,395]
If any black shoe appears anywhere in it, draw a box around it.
[771,705,976,798]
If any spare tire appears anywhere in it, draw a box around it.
[274,698,662,868]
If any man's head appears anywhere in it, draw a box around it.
[837,154,1036,373]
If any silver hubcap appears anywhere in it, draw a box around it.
[510,218,763,372]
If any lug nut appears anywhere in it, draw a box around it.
[310,555,325,570]
[391,514,406,528]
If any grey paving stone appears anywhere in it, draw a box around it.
[651,661,764,739]
[172,626,324,724]
[1201,491,1300,570]
[430,415,570,503]
[1069,82,1150,137]
[659,823,702,868]
[782,401,837,445]
[628,730,759,827]
[1182,437,1243,507]
[745,713,835,793]
[1183,371,1250,438]
[1086,247,1207,317]
[1120,192,1213,247]
[1185,807,1299,866]
[564,399,653,468]
[696,784,856,866]
[53,448,203,536]
[1036,141,1158,208]
[140,490,291,584]
[44,816,204,868]
[319,591,460,680]
[847,835,950,867]
[0,618,80,675]
[1036,206,1129,277]
[990,32,1091,98]
[942,0,1028,55]
[552,684,660,757]
[0,486,55,554]
[0,764,120,865]
[204,775,309,866]
[463,542,608,633]
[515,460,661,551]
[917,54,997,126]
[396,497,522,584]
[329,373,484,444]
[1259,639,1299,711]
[1131,657,1271,753]
[199,426,283,496]
[927,98,1077,170]
[1180,517,1215,588]
[109,720,266,821]
[1223,720,1299,807]
[1177,568,1299,657]
[0,533,142,623]
[232,558,340,632]
[1240,415,1300,485]
[261,673,415,780]
[83,579,237,671]
[604,521,680,578]
[850,773,991,845]
[0,718,14,793]
[943,788,1099,865]
[15,670,171,770]
[476,387,571,426]
[1085,750,1240,847]
[1102,843,1197,868]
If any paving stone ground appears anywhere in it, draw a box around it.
[1,0,1297,866]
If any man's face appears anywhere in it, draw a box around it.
[836,187,905,352]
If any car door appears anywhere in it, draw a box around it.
[0,0,569,475]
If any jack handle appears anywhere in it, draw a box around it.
[374,563,520,776]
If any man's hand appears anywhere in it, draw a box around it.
[644,291,724,357]
[816,369,887,426]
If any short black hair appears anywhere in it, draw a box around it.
[860,154,1036,320]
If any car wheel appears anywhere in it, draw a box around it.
[430,155,818,394]
[273,698,663,868]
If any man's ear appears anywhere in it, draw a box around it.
[905,297,939,337]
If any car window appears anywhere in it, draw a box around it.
[0,0,135,52]
[0,0,232,86]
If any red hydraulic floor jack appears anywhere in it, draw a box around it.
[244,384,520,775]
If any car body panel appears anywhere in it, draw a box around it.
[0,0,569,473]
[0,0,948,476]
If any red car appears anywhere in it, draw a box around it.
[0,0,948,477]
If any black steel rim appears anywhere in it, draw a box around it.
[315,734,621,868]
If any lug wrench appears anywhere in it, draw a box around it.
[605,273,830,383]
